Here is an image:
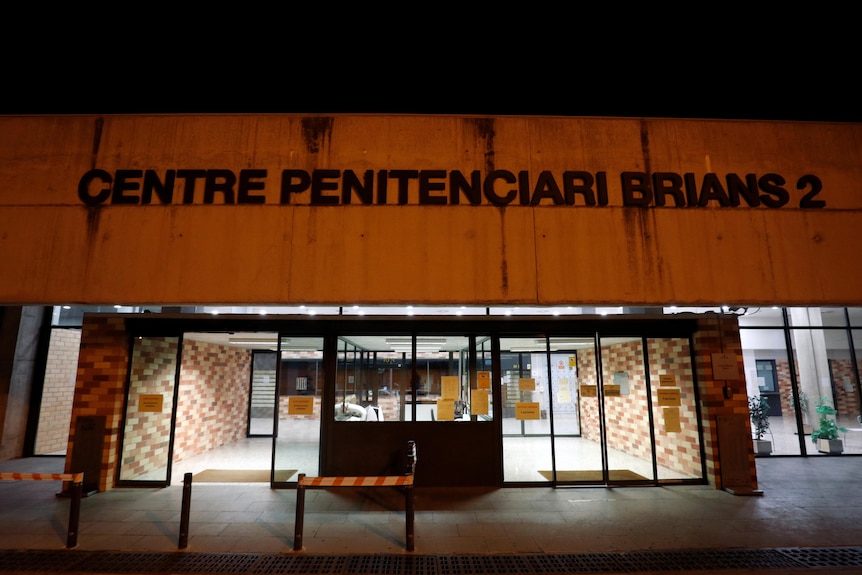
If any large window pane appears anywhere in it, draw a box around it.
[275,336,323,481]
[647,337,702,480]
[790,325,860,455]
[741,328,802,455]
[501,336,553,482]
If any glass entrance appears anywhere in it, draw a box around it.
[502,333,704,485]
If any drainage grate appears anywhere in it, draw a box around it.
[777,546,862,568]
[2,547,862,574]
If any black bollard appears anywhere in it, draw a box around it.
[294,473,306,551]
[66,478,82,548]
[178,472,192,549]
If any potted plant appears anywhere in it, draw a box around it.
[811,397,846,454]
[748,395,772,456]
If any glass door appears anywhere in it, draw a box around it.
[598,336,655,483]
[273,335,324,484]
[548,337,601,483]
[500,336,555,482]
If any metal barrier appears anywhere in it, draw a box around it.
[294,440,417,551]
[0,472,84,548]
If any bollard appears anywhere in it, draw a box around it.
[66,479,82,548]
[405,482,415,551]
[178,472,193,549]
[293,473,306,551]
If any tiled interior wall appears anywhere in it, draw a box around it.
[173,340,251,463]
[575,338,702,478]
[34,328,81,454]
[118,337,178,480]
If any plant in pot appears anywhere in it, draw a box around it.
[748,395,772,456]
[811,397,847,454]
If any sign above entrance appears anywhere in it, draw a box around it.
[77,168,826,209]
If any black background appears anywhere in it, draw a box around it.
[4,16,858,123]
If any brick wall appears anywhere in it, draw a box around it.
[692,315,754,491]
[118,337,179,480]
[34,328,81,454]
[575,338,702,479]
[173,340,251,463]
[64,316,129,492]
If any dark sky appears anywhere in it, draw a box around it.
[4,27,858,123]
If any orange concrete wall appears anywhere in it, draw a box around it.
[1,114,861,306]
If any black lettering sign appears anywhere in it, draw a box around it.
[75,168,826,209]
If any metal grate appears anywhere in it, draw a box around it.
[1,547,862,574]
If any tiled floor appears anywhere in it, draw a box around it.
[1,455,862,573]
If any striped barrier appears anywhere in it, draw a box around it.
[0,472,83,482]
[294,440,416,552]
[0,471,85,548]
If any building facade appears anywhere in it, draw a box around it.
[1,114,860,493]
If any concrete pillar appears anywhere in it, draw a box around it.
[0,306,47,460]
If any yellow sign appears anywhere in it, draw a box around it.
[568,355,577,367]
[663,407,681,432]
[657,387,681,406]
[477,371,491,389]
[659,374,676,386]
[515,402,541,420]
[138,394,163,413]
[441,376,459,399]
[471,389,489,415]
[437,398,455,420]
[288,396,315,415]
[580,385,598,397]
[519,378,536,391]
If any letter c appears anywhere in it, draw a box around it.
[78,169,112,205]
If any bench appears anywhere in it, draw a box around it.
[0,472,84,548]
[293,440,417,551]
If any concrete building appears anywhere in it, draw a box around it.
[0,114,860,495]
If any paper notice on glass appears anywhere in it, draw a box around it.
[659,374,676,386]
[663,407,681,432]
[471,389,489,415]
[519,378,536,391]
[515,402,541,420]
[288,396,315,415]
[441,376,459,399]
[657,387,681,406]
[557,379,572,403]
[477,371,491,389]
[437,398,455,420]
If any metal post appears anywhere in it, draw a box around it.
[178,472,193,549]
[66,479,82,548]
[405,483,415,551]
[293,474,306,551]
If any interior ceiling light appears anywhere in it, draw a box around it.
[229,337,279,345]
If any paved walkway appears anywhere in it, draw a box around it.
[1,455,861,573]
